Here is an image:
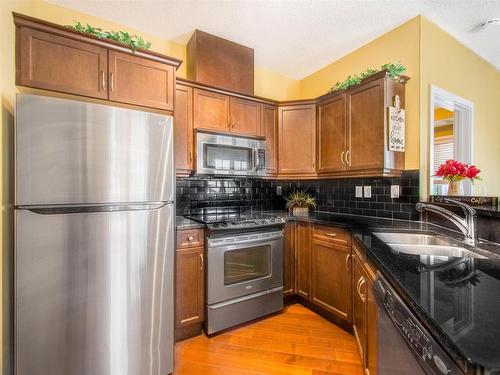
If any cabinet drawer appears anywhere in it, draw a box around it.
[313,224,351,246]
[177,228,204,248]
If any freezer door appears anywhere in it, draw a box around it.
[15,94,174,206]
[15,205,174,375]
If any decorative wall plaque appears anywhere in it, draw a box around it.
[388,95,405,152]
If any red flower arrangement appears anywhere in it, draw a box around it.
[435,160,481,182]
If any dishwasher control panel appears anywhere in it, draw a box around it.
[376,272,464,375]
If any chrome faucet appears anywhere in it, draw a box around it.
[415,199,477,245]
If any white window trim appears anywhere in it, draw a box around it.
[429,85,474,196]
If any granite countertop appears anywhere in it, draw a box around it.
[263,210,500,375]
[176,216,205,230]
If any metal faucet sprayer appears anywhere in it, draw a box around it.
[415,198,477,245]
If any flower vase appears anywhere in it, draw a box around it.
[292,207,309,216]
[448,180,463,196]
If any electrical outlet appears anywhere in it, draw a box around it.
[391,185,400,198]
[355,186,363,198]
[276,185,282,196]
[364,185,372,199]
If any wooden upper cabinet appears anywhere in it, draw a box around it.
[317,93,347,174]
[108,50,174,111]
[193,88,230,132]
[347,79,385,172]
[17,27,108,99]
[311,239,352,322]
[261,104,278,175]
[295,221,311,299]
[230,97,261,136]
[174,84,194,175]
[15,13,181,111]
[278,104,317,177]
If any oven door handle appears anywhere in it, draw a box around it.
[208,233,283,248]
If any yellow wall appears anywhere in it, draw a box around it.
[420,17,500,198]
[299,17,421,171]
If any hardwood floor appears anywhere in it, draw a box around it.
[174,303,364,375]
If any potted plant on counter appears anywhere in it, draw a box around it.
[285,190,317,216]
[434,160,481,196]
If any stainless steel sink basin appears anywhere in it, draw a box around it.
[374,232,487,259]
[374,232,452,246]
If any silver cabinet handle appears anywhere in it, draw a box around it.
[101,70,106,90]
[199,253,204,270]
[345,150,350,166]
[345,253,351,270]
[188,236,194,241]
[110,72,114,92]
[340,150,345,165]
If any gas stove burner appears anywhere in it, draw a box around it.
[186,212,286,232]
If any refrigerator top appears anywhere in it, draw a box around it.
[15,94,175,206]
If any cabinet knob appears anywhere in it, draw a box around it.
[187,236,194,241]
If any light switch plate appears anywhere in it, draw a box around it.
[355,186,363,198]
[391,185,400,198]
[364,185,372,199]
[276,185,282,196]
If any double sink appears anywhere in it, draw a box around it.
[373,232,486,259]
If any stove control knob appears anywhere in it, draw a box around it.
[213,223,219,228]
[221,222,227,227]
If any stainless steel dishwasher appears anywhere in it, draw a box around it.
[374,271,464,375]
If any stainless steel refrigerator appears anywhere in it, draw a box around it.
[14,94,175,375]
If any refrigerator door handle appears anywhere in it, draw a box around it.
[18,201,172,215]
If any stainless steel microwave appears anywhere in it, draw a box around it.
[196,131,266,177]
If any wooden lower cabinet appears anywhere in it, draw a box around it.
[311,238,352,322]
[283,222,296,297]
[295,221,311,299]
[353,240,379,375]
[353,250,367,362]
[366,277,378,375]
[175,229,205,341]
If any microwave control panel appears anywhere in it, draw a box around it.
[258,149,266,169]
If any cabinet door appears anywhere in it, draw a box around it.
[353,253,367,364]
[17,27,108,99]
[283,222,295,297]
[174,84,194,174]
[278,105,317,176]
[261,104,278,175]
[366,279,378,375]
[295,221,311,299]
[230,97,262,136]
[193,88,230,132]
[347,79,384,171]
[311,239,352,322]
[175,246,204,328]
[317,94,347,174]
[108,50,174,110]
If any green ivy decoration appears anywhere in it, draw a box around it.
[68,21,152,51]
[328,62,407,93]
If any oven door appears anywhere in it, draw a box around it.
[196,132,265,176]
[207,230,283,305]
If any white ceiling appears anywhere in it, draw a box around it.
[48,0,500,79]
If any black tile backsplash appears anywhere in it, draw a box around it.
[271,170,420,221]
[176,177,276,216]
[176,170,420,220]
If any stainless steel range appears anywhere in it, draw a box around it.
[187,212,286,335]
